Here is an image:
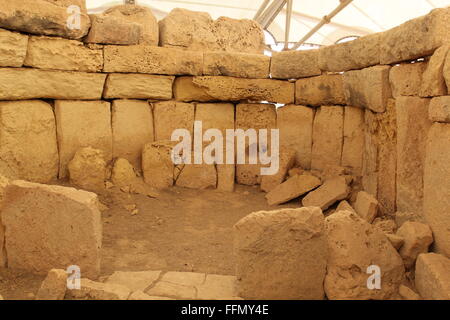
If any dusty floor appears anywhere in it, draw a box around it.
[0,184,298,300]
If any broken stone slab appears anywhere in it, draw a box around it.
[152,101,195,141]
[420,45,450,97]
[343,65,392,113]
[353,191,379,223]
[128,291,174,300]
[103,45,203,76]
[260,150,296,193]
[389,62,426,97]
[265,174,321,206]
[271,49,321,79]
[336,200,356,214]
[0,68,106,100]
[325,211,405,300]
[302,177,350,211]
[0,100,59,183]
[112,100,154,171]
[197,275,241,300]
[0,28,28,67]
[234,207,327,300]
[36,269,68,300]
[399,285,421,300]
[429,96,450,123]
[0,0,90,39]
[55,100,112,179]
[142,141,176,189]
[295,74,345,106]
[318,33,381,72]
[2,181,102,279]
[380,8,450,64]
[104,74,174,100]
[342,106,365,176]
[105,271,161,292]
[415,253,450,300]
[68,147,107,193]
[85,14,141,45]
[68,279,130,300]
[396,221,434,269]
[24,36,103,72]
[203,51,270,78]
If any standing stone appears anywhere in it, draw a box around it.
[342,106,365,175]
[353,191,379,223]
[271,50,321,79]
[36,269,68,300]
[420,45,450,97]
[203,52,270,79]
[295,74,345,106]
[325,211,405,300]
[396,97,432,214]
[112,100,154,171]
[0,101,58,183]
[234,207,327,300]
[104,74,174,100]
[389,62,426,97]
[277,105,314,169]
[2,181,102,279]
[302,177,350,211]
[85,14,141,45]
[68,147,107,193]
[55,100,112,178]
[396,222,433,268]
[265,174,321,206]
[423,123,450,257]
[152,101,195,141]
[311,106,344,171]
[142,141,176,189]
[429,96,450,123]
[415,253,450,300]
[0,28,28,67]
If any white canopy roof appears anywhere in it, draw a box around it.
[86,0,450,46]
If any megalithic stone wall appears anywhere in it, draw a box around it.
[0,2,449,257]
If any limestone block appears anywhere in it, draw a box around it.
[111,158,136,188]
[103,45,203,75]
[0,68,106,100]
[429,96,450,123]
[0,0,90,39]
[0,28,28,67]
[105,271,161,292]
[336,200,356,214]
[420,45,450,97]
[234,207,327,300]
[343,65,392,113]
[325,211,405,300]
[112,100,154,170]
[2,181,102,278]
[415,253,450,300]
[380,8,450,64]
[68,279,130,300]
[265,174,321,206]
[423,123,450,257]
[36,269,67,300]
[389,62,426,97]
[387,234,405,251]
[399,285,421,300]
[85,14,141,45]
[68,147,107,193]
[0,101,58,183]
[176,163,217,190]
[311,106,344,171]
[153,101,195,141]
[196,275,240,300]
[142,141,176,189]
[342,106,364,175]
[173,76,216,102]
[104,74,173,100]
[203,51,269,78]
[353,191,379,223]
[55,100,112,178]
[396,222,433,268]
[302,177,350,211]
[0,175,9,267]
[295,74,345,106]
[24,36,103,72]
[271,50,321,79]
[260,150,296,193]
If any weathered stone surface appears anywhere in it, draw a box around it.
[311,106,344,171]
[0,28,28,67]
[112,100,154,170]
[0,175,9,267]
[353,191,379,223]
[429,96,450,122]
[271,50,321,79]
[0,101,58,183]
[55,100,112,178]
[104,4,158,45]
[142,141,176,189]
[176,162,217,190]
[103,45,203,75]
[105,271,161,292]
[265,175,321,206]
[423,123,450,257]
[386,234,405,251]
[342,106,365,175]
[24,36,103,72]
[260,150,296,193]
[36,269,67,300]
[203,52,270,78]
[396,97,432,213]
[343,65,392,113]
[2,181,102,278]
[173,76,215,102]
[445,50,450,92]
[128,291,174,300]
[277,105,314,169]
[389,62,426,97]
[373,218,397,235]
[86,14,141,45]
[146,271,205,300]
[395,211,425,228]
[153,101,195,141]
[111,158,136,188]
[420,45,450,97]
[159,8,265,54]
[68,147,107,192]
[0,0,90,39]
[396,222,433,268]
[325,211,405,300]
[399,285,421,300]
[336,200,356,214]
[234,207,327,300]
[43,0,87,11]
[0,68,106,100]
[295,74,345,106]
[104,74,173,100]
[302,177,350,210]
[380,8,450,64]
[415,253,450,300]
[197,275,241,300]
[68,279,130,300]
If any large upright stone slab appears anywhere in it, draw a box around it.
[271,50,321,79]
[0,68,106,100]
[0,0,90,39]
[295,74,345,106]
[265,174,321,206]
[0,101,58,183]
[104,74,174,100]
[0,28,28,67]
[55,100,112,178]
[311,106,344,171]
[203,52,270,78]
[112,100,154,171]
[277,105,314,169]
[415,253,450,300]
[234,207,327,300]
[1,181,102,278]
[389,62,426,97]
[152,101,195,141]
[142,141,175,189]
[423,123,450,257]
[342,106,364,175]
[420,45,449,97]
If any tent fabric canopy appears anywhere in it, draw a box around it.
[86,0,450,46]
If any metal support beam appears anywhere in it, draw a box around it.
[283,0,293,50]
[256,0,287,29]
[254,0,271,20]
